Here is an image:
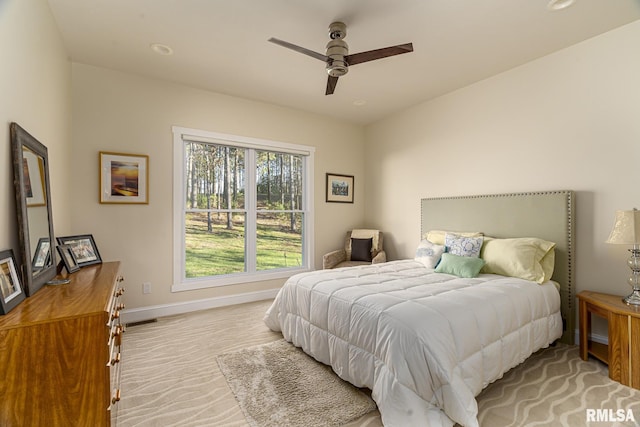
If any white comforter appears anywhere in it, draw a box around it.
[264,260,562,427]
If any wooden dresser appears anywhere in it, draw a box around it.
[0,262,125,426]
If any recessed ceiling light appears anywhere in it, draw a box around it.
[547,0,575,11]
[150,43,173,55]
[353,100,367,106]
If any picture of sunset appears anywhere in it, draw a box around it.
[100,152,148,204]
[110,161,139,196]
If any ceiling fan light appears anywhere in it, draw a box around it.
[327,60,348,77]
[547,0,575,11]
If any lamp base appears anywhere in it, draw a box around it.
[622,288,640,306]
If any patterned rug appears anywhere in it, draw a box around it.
[216,340,377,427]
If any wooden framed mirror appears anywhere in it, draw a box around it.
[10,123,56,296]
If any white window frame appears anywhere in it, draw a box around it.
[171,126,315,292]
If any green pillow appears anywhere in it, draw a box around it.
[435,253,485,278]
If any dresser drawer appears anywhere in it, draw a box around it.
[107,276,125,333]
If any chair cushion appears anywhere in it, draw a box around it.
[350,238,373,262]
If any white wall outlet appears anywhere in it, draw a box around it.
[142,282,151,294]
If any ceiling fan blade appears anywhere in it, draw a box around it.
[345,43,413,66]
[268,38,328,62]
[325,76,339,95]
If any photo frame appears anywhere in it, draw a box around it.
[326,173,354,203]
[100,151,149,204]
[56,234,102,267]
[32,237,51,269]
[0,249,26,315]
[56,244,80,274]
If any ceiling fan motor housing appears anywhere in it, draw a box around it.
[325,39,348,76]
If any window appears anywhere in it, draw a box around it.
[172,127,314,291]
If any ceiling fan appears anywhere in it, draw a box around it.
[268,22,413,95]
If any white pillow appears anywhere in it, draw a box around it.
[415,239,445,268]
[445,232,484,258]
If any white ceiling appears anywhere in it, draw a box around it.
[47,0,640,125]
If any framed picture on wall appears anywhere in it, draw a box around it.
[0,249,26,315]
[326,173,354,203]
[56,234,102,267]
[99,151,149,204]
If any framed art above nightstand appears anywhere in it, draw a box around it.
[577,291,640,389]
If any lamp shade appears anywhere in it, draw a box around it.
[606,209,640,245]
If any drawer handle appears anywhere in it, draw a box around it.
[111,352,121,365]
[112,389,121,404]
[117,303,126,310]
[111,310,120,321]
[115,288,125,297]
[112,325,123,338]
[117,275,125,283]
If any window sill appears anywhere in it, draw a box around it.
[171,267,310,292]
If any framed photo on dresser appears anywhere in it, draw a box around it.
[0,249,26,315]
[56,244,80,274]
[56,234,102,267]
[31,237,51,269]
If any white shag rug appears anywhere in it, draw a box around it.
[216,339,377,427]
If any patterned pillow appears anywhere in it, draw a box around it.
[445,232,483,258]
[415,239,445,268]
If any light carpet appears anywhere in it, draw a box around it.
[217,339,377,426]
[117,300,640,426]
[475,344,640,427]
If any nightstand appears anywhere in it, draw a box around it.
[577,291,640,389]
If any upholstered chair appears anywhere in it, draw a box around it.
[322,229,386,269]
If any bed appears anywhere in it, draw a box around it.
[264,190,575,427]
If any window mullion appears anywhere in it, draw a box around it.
[245,149,257,273]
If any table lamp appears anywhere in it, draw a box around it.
[606,208,640,305]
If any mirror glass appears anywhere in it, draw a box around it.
[10,123,56,296]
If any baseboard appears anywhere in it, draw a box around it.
[574,329,608,346]
[121,288,280,324]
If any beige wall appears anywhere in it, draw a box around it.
[365,21,640,305]
[0,0,71,259]
[70,64,365,309]
[4,0,639,329]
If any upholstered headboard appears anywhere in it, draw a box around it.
[421,190,575,344]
